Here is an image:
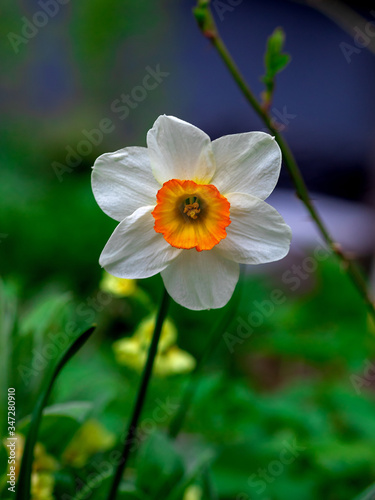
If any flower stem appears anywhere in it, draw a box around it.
[168,278,243,438]
[193,0,375,318]
[107,286,170,500]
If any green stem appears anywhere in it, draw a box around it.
[193,1,375,318]
[168,278,243,438]
[107,287,170,500]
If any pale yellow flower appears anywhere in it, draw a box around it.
[113,315,196,377]
[153,346,196,377]
[31,472,55,500]
[135,315,177,351]
[33,443,58,473]
[62,419,115,468]
[183,484,203,500]
[100,271,137,297]
[114,337,146,372]
[3,434,57,500]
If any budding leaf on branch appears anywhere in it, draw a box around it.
[193,0,217,39]
[261,27,291,108]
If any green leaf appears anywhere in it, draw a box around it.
[15,325,95,500]
[17,401,93,457]
[73,474,148,500]
[118,484,150,500]
[18,401,93,429]
[261,27,291,104]
[136,431,185,498]
[52,470,77,500]
[165,450,216,500]
[264,27,291,79]
[353,481,375,500]
[193,1,217,38]
[19,292,72,340]
[201,467,218,500]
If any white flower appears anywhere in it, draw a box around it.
[92,115,292,310]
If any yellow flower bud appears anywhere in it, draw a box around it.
[62,419,115,468]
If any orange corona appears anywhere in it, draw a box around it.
[152,179,231,252]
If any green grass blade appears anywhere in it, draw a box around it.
[353,482,375,500]
[15,325,95,500]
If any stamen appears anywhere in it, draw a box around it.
[184,201,201,219]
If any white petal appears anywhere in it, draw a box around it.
[216,193,292,264]
[161,249,239,311]
[211,132,281,200]
[147,115,215,185]
[100,206,181,278]
[92,147,160,222]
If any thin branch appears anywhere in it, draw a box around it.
[193,0,375,317]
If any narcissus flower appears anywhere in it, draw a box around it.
[92,115,291,310]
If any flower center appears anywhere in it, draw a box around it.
[152,179,230,252]
[183,198,201,219]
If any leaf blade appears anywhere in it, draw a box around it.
[15,325,95,500]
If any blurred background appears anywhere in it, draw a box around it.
[2,0,375,499]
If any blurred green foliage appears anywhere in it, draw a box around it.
[0,0,171,294]
[1,2,375,499]
[1,255,375,499]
